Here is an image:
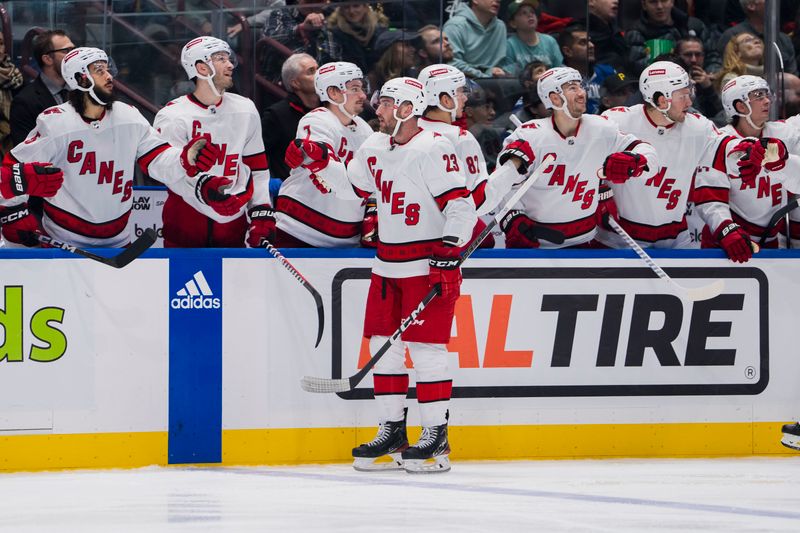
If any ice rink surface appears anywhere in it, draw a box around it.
[1,457,799,532]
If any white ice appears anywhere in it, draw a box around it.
[1,457,799,532]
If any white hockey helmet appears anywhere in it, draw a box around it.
[639,61,691,107]
[181,36,236,79]
[61,47,116,105]
[418,64,467,120]
[537,67,583,119]
[721,75,770,119]
[379,77,427,136]
[314,62,365,103]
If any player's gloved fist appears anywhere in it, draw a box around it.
[360,197,378,248]
[731,137,764,186]
[195,174,252,217]
[246,205,276,247]
[762,137,788,172]
[428,239,462,298]
[715,220,753,263]
[594,184,619,230]
[0,203,42,247]
[500,210,540,248]
[498,139,535,175]
[285,139,330,173]
[602,151,648,183]
[0,162,64,199]
[181,134,221,177]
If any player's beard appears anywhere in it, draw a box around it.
[214,71,234,92]
[379,117,396,134]
[93,83,116,108]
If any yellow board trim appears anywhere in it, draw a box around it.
[0,423,795,472]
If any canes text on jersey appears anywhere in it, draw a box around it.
[67,140,132,202]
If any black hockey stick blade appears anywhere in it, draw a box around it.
[309,284,324,348]
[32,228,156,269]
[528,225,565,244]
[760,197,798,245]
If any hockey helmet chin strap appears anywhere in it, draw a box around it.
[553,96,580,122]
[76,76,108,106]
[437,97,458,122]
[737,100,765,131]
[335,92,357,122]
[198,64,222,98]
[655,97,676,125]
[391,105,413,137]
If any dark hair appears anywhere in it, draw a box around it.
[557,24,587,50]
[675,35,704,54]
[67,80,114,116]
[32,30,69,69]
[519,60,546,85]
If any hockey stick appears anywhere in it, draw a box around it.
[606,217,724,301]
[32,228,157,269]
[262,238,324,348]
[300,153,557,393]
[759,196,798,245]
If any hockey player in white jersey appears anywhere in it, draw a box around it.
[693,75,796,252]
[154,37,269,247]
[290,77,477,473]
[500,66,657,248]
[280,62,374,247]
[599,61,764,261]
[416,64,537,248]
[0,47,242,248]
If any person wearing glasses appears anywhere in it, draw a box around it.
[154,37,271,248]
[10,30,75,146]
[279,61,374,247]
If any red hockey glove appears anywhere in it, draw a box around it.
[498,139,535,175]
[762,138,788,172]
[731,138,764,186]
[246,205,276,247]
[180,134,221,177]
[0,163,63,199]
[500,210,540,248]
[195,174,252,217]
[602,151,648,183]
[360,197,378,248]
[0,203,42,247]
[715,220,753,263]
[428,241,462,298]
[284,139,330,173]
[594,184,619,230]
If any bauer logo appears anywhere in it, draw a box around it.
[332,266,769,400]
[170,271,221,310]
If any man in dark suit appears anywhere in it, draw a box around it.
[10,30,75,146]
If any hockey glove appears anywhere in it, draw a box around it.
[180,134,222,177]
[594,184,619,230]
[285,139,330,173]
[360,197,378,248]
[602,151,648,183]
[500,210,540,248]
[498,139,535,175]
[429,240,462,298]
[195,174,252,217]
[246,205,277,247]
[762,138,788,172]
[0,162,64,199]
[731,138,764,186]
[0,203,42,247]
[715,220,753,263]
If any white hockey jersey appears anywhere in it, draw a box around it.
[501,114,657,248]
[599,105,730,248]
[694,121,800,243]
[276,107,373,247]
[4,102,186,247]
[153,92,269,222]
[323,128,477,278]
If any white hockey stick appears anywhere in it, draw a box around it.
[300,153,556,394]
[607,217,724,301]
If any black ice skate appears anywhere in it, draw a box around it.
[781,422,800,451]
[402,422,450,474]
[352,409,408,471]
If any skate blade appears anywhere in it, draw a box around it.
[352,453,404,472]
[780,434,800,451]
[404,455,451,474]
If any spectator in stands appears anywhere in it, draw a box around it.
[588,0,628,71]
[417,25,454,67]
[443,0,509,78]
[464,87,502,171]
[674,36,724,124]
[327,2,388,73]
[718,0,797,75]
[559,24,614,114]
[0,33,23,155]
[508,59,547,119]
[503,0,562,76]
[598,71,637,113]
[716,32,765,90]
[510,87,549,126]
[625,0,721,77]
[368,30,421,92]
[227,0,286,38]
[261,53,319,194]
[10,30,75,146]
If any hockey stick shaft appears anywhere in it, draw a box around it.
[262,238,325,348]
[33,228,157,268]
[759,196,798,245]
[301,153,556,393]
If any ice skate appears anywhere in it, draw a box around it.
[781,422,800,451]
[352,409,408,471]
[402,423,451,474]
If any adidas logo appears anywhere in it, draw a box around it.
[170,271,221,310]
